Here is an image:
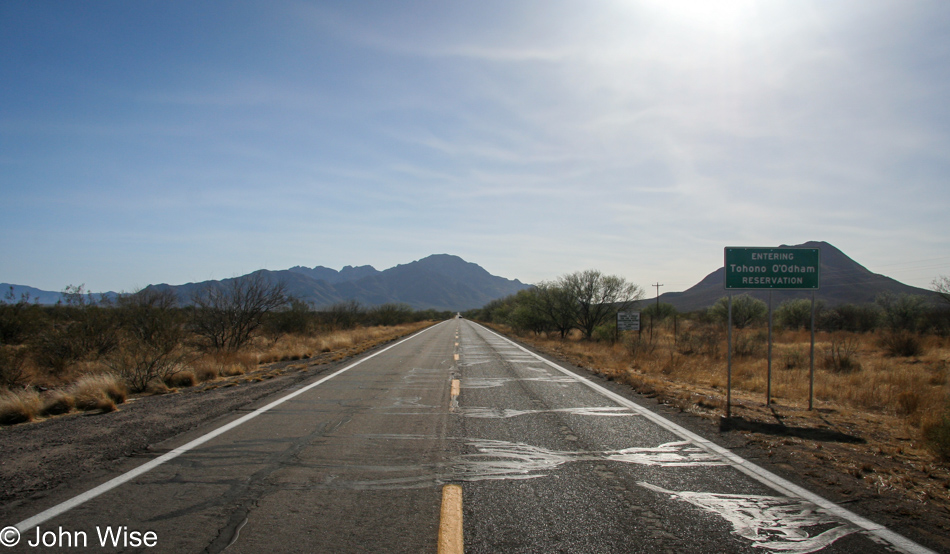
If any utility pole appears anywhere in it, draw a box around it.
[652,283,663,311]
[651,283,663,342]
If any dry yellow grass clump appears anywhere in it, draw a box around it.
[0,372,128,423]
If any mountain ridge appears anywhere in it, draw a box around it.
[2,254,530,312]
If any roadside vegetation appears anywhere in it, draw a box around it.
[0,275,448,425]
[467,278,950,466]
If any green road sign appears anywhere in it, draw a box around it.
[724,247,820,290]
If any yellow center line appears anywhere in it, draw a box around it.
[454,353,459,361]
[450,379,460,398]
[438,485,463,554]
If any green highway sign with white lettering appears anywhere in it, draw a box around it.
[724,247,820,290]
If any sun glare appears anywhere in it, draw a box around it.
[638,0,763,35]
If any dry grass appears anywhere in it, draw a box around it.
[494,323,950,454]
[69,373,127,412]
[39,389,76,416]
[255,324,430,364]
[0,389,41,425]
[0,321,435,426]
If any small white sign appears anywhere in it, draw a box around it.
[617,311,640,331]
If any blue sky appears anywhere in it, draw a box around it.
[2,1,949,294]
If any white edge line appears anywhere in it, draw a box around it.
[474,322,936,554]
[15,320,448,533]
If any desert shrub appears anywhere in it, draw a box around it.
[877,293,929,333]
[709,295,767,329]
[923,409,950,460]
[592,323,617,343]
[164,370,197,388]
[0,345,28,388]
[623,332,655,357]
[108,288,186,392]
[0,389,40,425]
[190,273,289,350]
[0,288,48,345]
[263,299,315,338]
[107,339,186,392]
[366,303,415,327]
[733,330,766,357]
[820,303,882,333]
[895,391,921,417]
[824,334,862,373]
[780,346,809,370]
[776,298,823,330]
[70,373,126,411]
[316,299,364,331]
[29,295,120,374]
[40,390,75,416]
[676,326,721,358]
[880,330,925,357]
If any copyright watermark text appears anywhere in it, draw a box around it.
[1,525,158,549]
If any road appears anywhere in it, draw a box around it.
[3,318,935,553]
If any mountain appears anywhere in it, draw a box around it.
[287,264,380,284]
[3,255,529,311]
[148,254,530,312]
[656,241,939,312]
[0,284,118,305]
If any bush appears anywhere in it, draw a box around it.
[824,334,862,373]
[923,409,950,460]
[264,299,315,338]
[40,390,75,416]
[880,330,925,357]
[676,326,721,358]
[776,299,823,330]
[0,389,39,425]
[877,293,929,333]
[0,345,28,388]
[70,373,126,411]
[732,330,766,357]
[709,295,767,329]
[190,273,288,350]
[820,303,882,333]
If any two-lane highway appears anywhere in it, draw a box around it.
[4,317,935,553]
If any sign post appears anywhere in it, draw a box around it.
[723,247,820,416]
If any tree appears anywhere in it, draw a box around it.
[109,288,185,391]
[190,273,289,351]
[506,289,550,335]
[534,282,578,338]
[876,293,928,332]
[933,276,950,306]
[709,295,767,329]
[319,300,365,330]
[776,298,824,330]
[642,302,677,322]
[562,270,643,339]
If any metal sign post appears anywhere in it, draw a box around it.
[723,247,820,417]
